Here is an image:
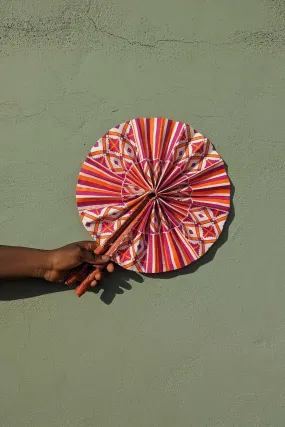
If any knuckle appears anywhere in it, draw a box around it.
[75,246,83,257]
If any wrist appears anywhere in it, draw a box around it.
[33,249,53,280]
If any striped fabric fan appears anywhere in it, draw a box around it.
[76,117,231,273]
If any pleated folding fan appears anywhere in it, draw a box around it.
[75,117,230,286]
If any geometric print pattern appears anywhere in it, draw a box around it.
[76,117,231,273]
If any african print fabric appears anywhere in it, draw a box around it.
[76,117,231,273]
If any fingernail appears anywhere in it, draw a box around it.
[102,255,110,261]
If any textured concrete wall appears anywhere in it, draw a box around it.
[1,1,285,426]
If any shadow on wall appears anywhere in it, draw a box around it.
[0,267,143,305]
[0,165,235,305]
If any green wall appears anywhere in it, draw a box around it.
[1,1,285,426]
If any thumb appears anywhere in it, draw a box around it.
[78,243,110,265]
[78,241,98,252]
[83,250,110,265]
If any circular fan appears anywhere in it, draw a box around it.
[76,117,230,273]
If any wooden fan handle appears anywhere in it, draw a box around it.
[75,194,154,297]
[65,245,105,286]
[65,263,89,286]
[74,265,104,297]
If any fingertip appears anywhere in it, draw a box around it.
[107,263,115,273]
[90,280,97,287]
[95,272,102,281]
[94,255,110,264]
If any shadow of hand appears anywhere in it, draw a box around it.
[0,278,69,301]
[0,265,143,304]
[89,265,143,305]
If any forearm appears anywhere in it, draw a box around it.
[0,246,50,279]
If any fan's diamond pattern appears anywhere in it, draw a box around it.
[76,118,231,273]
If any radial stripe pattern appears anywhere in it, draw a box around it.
[76,117,231,273]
